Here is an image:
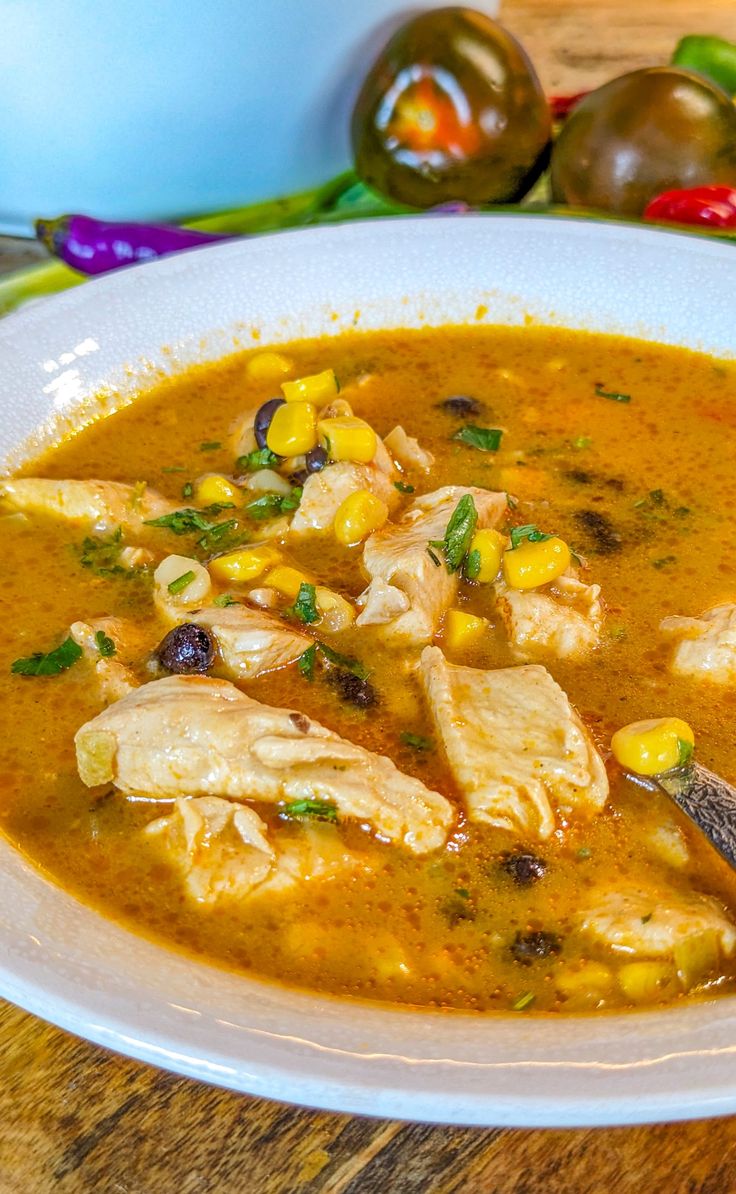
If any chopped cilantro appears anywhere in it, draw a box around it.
[236,447,280,472]
[651,555,677,569]
[78,527,135,578]
[213,593,240,607]
[317,642,369,680]
[197,520,240,553]
[511,991,536,1012]
[94,630,116,657]
[168,569,196,595]
[463,548,481,581]
[677,738,694,767]
[245,487,302,520]
[297,644,317,681]
[288,582,319,624]
[400,732,435,752]
[161,465,186,473]
[431,494,478,573]
[577,846,592,860]
[11,636,83,677]
[144,508,219,535]
[451,425,503,452]
[199,440,222,452]
[181,481,194,499]
[509,524,553,549]
[282,799,337,823]
[394,480,415,494]
[594,384,631,403]
[572,435,592,449]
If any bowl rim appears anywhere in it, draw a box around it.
[3,212,736,1127]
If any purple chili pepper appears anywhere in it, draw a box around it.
[35,213,233,276]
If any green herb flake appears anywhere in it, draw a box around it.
[289,582,319,625]
[144,508,218,535]
[400,732,435,752]
[11,636,83,677]
[651,555,677,570]
[509,523,553,549]
[298,643,317,681]
[213,593,240,607]
[577,846,592,860]
[572,435,592,450]
[199,440,222,452]
[168,569,196,595]
[197,520,241,554]
[394,480,415,494]
[511,991,536,1012]
[236,447,280,472]
[463,547,481,581]
[677,737,694,767]
[94,630,116,658]
[181,481,194,499]
[282,798,337,823]
[427,546,441,567]
[78,527,135,579]
[317,642,369,680]
[161,465,186,473]
[451,425,503,452]
[246,487,302,521]
[441,891,476,925]
[594,384,631,404]
[433,494,478,573]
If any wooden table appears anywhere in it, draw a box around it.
[4,3,736,1190]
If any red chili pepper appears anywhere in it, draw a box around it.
[548,92,589,121]
[644,185,736,229]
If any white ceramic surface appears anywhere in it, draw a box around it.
[1,215,736,1127]
[0,0,500,234]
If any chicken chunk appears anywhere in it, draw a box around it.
[190,604,310,679]
[384,425,435,473]
[289,461,400,536]
[660,604,736,684]
[70,618,140,703]
[75,676,453,853]
[357,486,508,643]
[420,646,608,840]
[579,887,736,958]
[0,478,179,535]
[495,574,603,660]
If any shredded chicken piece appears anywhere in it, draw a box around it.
[356,486,508,643]
[0,478,179,536]
[69,618,140,703]
[660,604,736,683]
[579,887,736,957]
[190,604,310,679]
[75,676,453,853]
[495,574,603,660]
[384,425,435,473]
[289,461,400,536]
[420,646,608,840]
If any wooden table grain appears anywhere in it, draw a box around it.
[4,3,736,1191]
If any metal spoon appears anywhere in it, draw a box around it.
[631,762,736,870]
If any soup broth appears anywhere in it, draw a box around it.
[3,324,736,1014]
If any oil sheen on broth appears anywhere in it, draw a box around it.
[2,325,736,1016]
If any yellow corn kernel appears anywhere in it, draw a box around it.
[246,351,293,381]
[266,401,317,456]
[315,586,355,631]
[209,545,280,584]
[281,368,338,404]
[468,528,506,583]
[333,490,388,546]
[193,473,242,508]
[264,564,312,600]
[610,717,694,777]
[555,962,613,1000]
[444,609,489,650]
[318,416,377,464]
[502,535,570,590]
[617,961,677,1004]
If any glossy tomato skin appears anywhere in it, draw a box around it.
[551,67,736,217]
[351,7,551,208]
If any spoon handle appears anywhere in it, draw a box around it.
[657,762,736,870]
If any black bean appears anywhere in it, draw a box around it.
[502,852,547,885]
[510,930,562,965]
[437,394,483,417]
[254,397,285,449]
[573,508,622,554]
[327,669,377,709]
[157,623,215,674]
[305,445,328,473]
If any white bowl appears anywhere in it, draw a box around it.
[1,215,736,1126]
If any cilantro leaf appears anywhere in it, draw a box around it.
[199,440,222,451]
[464,548,481,581]
[144,508,219,535]
[677,738,694,767]
[12,636,83,677]
[400,732,435,752]
[298,643,317,681]
[94,630,116,658]
[281,799,337,823]
[318,642,368,680]
[452,425,503,452]
[78,527,138,579]
[236,447,280,472]
[245,487,302,520]
[509,524,553,549]
[594,384,631,403]
[432,494,478,573]
[288,582,319,624]
[213,593,240,607]
[394,480,415,494]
